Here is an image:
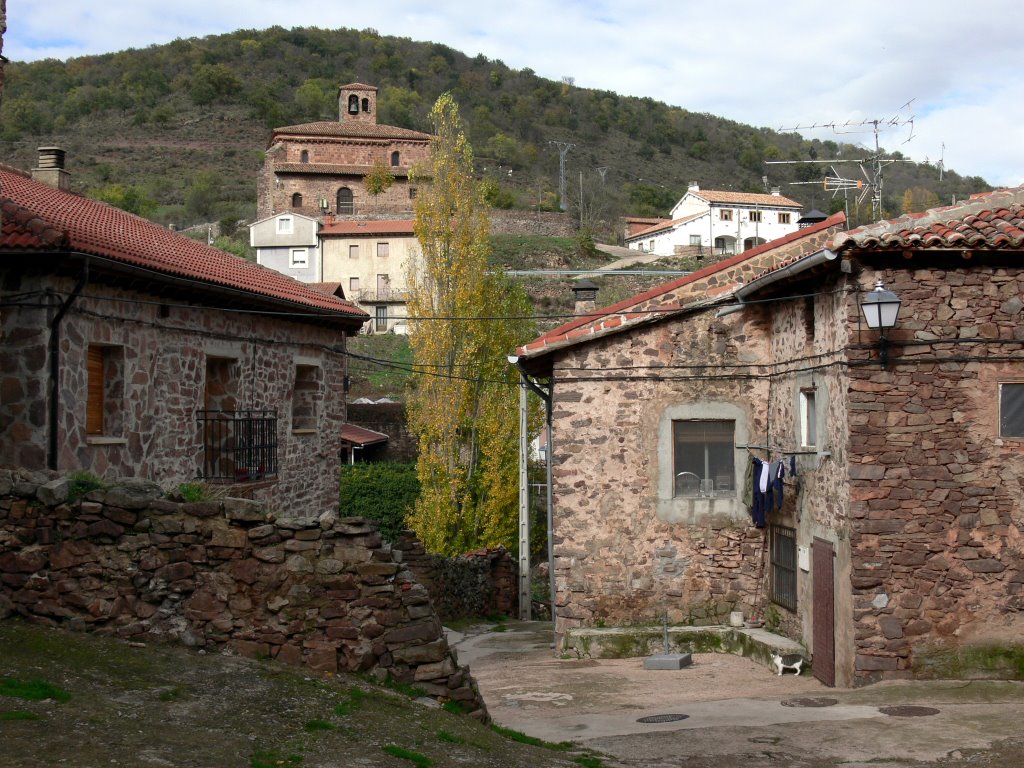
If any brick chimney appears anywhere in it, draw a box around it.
[32,147,71,191]
[688,181,700,193]
[572,279,599,317]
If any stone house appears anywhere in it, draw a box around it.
[257,83,431,221]
[519,189,1024,687]
[626,183,802,257]
[0,152,368,514]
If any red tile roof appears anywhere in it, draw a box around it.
[689,189,802,208]
[340,424,389,446]
[0,165,367,323]
[340,83,377,91]
[519,214,845,359]
[830,187,1024,253]
[627,211,706,240]
[275,163,411,178]
[321,219,416,236]
[272,121,430,141]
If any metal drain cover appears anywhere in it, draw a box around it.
[637,714,690,724]
[781,697,839,708]
[879,705,941,718]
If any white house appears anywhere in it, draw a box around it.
[250,212,322,283]
[626,183,802,257]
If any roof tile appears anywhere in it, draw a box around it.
[272,121,430,142]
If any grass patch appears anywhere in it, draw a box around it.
[441,699,471,715]
[490,724,573,751]
[157,686,187,701]
[382,744,431,767]
[303,718,335,732]
[67,470,104,501]
[382,676,427,699]
[333,686,366,717]
[0,710,41,721]
[436,729,465,745]
[250,750,303,767]
[0,677,71,702]
[574,757,608,768]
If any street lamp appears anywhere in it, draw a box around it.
[860,280,902,366]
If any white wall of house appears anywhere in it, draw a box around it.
[321,230,421,334]
[250,213,321,283]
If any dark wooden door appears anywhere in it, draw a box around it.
[812,537,836,687]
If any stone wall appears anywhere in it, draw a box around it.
[394,534,517,621]
[0,469,487,717]
[346,403,417,462]
[0,270,346,515]
[844,262,1024,683]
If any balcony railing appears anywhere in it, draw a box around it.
[197,410,278,483]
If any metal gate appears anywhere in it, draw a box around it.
[812,537,836,687]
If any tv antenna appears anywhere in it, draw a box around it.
[767,101,942,221]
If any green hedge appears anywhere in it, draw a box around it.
[339,463,420,542]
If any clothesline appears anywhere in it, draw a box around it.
[736,443,820,455]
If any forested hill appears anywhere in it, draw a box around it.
[0,25,990,234]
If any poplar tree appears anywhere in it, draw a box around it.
[405,93,536,556]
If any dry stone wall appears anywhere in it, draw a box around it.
[0,468,486,717]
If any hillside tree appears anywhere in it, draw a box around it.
[364,158,396,211]
[405,92,537,556]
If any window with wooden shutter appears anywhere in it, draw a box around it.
[87,345,105,435]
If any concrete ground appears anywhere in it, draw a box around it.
[451,621,1024,767]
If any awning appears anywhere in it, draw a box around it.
[340,424,390,447]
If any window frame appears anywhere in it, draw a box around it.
[719,208,733,222]
[276,216,293,235]
[375,305,388,332]
[291,364,321,433]
[779,212,791,225]
[769,524,797,610]
[799,388,817,449]
[289,248,308,268]
[999,382,1024,438]
[671,419,736,498]
[748,210,762,223]
[86,344,125,438]
[376,242,390,258]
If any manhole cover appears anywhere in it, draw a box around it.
[637,714,690,724]
[879,705,941,718]
[780,697,839,708]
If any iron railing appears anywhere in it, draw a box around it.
[770,524,797,610]
[196,410,278,483]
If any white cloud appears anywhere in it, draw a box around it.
[4,0,1022,187]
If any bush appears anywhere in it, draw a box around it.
[338,463,419,542]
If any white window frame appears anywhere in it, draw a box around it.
[799,388,817,448]
[277,216,293,235]
[779,212,791,225]
[377,242,390,258]
[289,248,308,268]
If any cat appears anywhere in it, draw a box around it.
[771,652,805,676]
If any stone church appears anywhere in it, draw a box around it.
[256,83,431,221]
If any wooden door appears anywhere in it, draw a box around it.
[812,537,836,687]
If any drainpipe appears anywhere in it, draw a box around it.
[48,257,88,470]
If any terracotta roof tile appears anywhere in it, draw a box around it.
[272,121,430,142]
[340,83,378,91]
[0,165,367,322]
[830,187,1024,253]
[275,163,411,178]
[321,219,416,236]
[691,190,802,208]
[340,424,389,446]
[627,211,706,240]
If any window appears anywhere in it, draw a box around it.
[800,389,817,448]
[349,277,359,294]
[349,244,359,259]
[290,248,308,268]
[300,150,309,163]
[291,192,303,208]
[770,525,797,610]
[999,383,1024,437]
[375,305,388,332]
[689,234,701,246]
[409,187,418,199]
[361,97,370,112]
[337,187,354,214]
[376,242,390,258]
[391,151,400,167]
[277,216,293,234]
[672,420,735,497]
[87,345,124,437]
[719,209,733,222]
[648,240,655,251]
[748,210,762,223]
[292,365,321,432]
[348,94,359,114]
[779,212,791,225]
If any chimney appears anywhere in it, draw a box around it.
[770,186,781,196]
[688,181,700,193]
[32,147,71,191]
[572,279,599,317]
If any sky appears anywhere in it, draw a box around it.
[5,0,1022,189]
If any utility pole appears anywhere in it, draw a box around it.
[549,141,575,212]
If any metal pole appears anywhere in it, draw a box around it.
[517,373,531,621]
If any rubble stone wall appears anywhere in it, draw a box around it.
[845,263,1024,684]
[0,469,487,717]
